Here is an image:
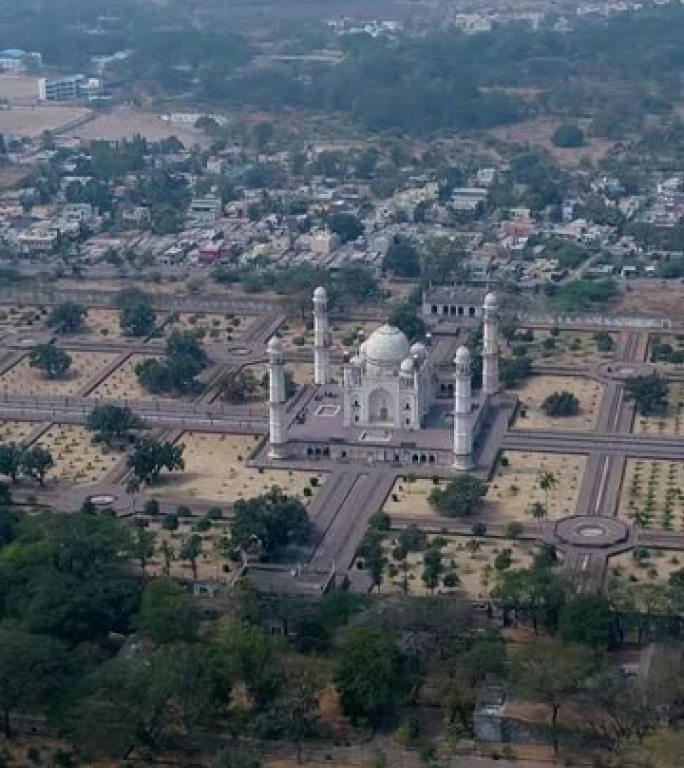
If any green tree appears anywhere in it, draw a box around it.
[357,530,386,592]
[208,619,277,704]
[0,627,72,737]
[19,445,54,485]
[87,405,144,446]
[625,372,669,416]
[334,628,403,726]
[388,302,426,342]
[131,524,155,575]
[139,579,200,644]
[384,236,420,278]
[47,301,87,334]
[328,212,363,244]
[272,673,321,764]
[538,471,557,512]
[231,489,311,557]
[428,475,487,517]
[513,640,594,754]
[0,442,23,483]
[559,594,617,649]
[526,501,548,533]
[500,355,532,388]
[220,369,260,403]
[213,745,262,768]
[29,344,72,379]
[126,438,185,488]
[552,122,585,148]
[180,534,202,580]
[73,644,215,757]
[116,289,156,337]
[542,391,580,417]
[422,546,444,594]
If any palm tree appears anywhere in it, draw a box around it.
[160,540,173,577]
[538,471,557,514]
[527,501,548,534]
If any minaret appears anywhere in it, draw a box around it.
[483,292,500,396]
[267,335,288,459]
[453,345,473,470]
[313,286,330,385]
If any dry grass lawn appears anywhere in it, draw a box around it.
[617,459,684,531]
[0,420,36,444]
[89,354,182,401]
[154,432,325,503]
[0,105,89,136]
[79,308,127,340]
[514,375,602,431]
[486,451,585,522]
[0,351,115,396]
[69,106,207,145]
[37,424,126,486]
[384,452,585,523]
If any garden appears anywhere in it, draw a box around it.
[618,459,684,530]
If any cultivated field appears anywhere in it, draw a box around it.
[0,304,46,329]
[37,424,125,486]
[164,311,256,343]
[244,361,317,391]
[0,351,115,396]
[513,375,603,431]
[155,431,325,503]
[609,548,683,585]
[633,382,684,437]
[618,459,684,531]
[383,451,585,523]
[279,319,378,352]
[360,533,537,599]
[508,328,617,367]
[0,105,90,136]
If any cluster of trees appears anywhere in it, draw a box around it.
[213,263,382,313]
[136,330,209,395]
[545,279,619,311]
[625,372,669,416]
[0,442,54,485]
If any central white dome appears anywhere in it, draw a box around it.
[362,324,410,366]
